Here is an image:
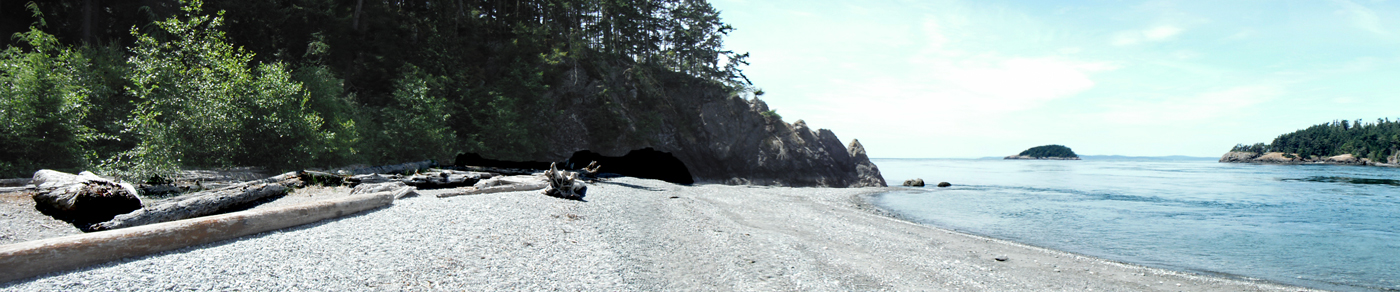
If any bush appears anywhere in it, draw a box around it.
[101,0,332,180]
[0,26,104,177]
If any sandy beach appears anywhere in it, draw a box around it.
[2,177,1316,291]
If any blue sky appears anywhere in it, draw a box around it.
[709,0,1400,158]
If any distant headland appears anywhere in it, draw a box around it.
[1005,145,1081,160]
[1221,119,1399,167]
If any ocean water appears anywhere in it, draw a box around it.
[872,158,1400,291]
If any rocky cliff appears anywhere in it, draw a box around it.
[499,62,885,187]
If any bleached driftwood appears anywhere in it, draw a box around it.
[542,163,586,200]
[30,170,143,226]
[89,173,300,231]
[347,170,488,189]
[351,181,419,199]
[436,175,547,198]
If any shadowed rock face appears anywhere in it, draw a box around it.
[467,63,886,187]
[567,148,693,185]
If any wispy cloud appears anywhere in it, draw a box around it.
[1331,0,1387,35]
[1113,25,1183,46]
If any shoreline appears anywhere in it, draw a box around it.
[858,189,1343,291]
[5,178,1320,290]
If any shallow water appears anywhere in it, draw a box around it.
[872,158,1400,291]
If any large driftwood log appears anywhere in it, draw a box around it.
[30,170,143,227]
[89,174,298,231]
[542,163,586,200]
[351,181,419,199]
[436,175,547,198]
[435,183,548,198]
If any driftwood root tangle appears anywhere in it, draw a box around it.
[542,163,586,200]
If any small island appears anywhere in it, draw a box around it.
[1005,145,1081,160]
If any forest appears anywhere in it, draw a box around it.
[1230,119,1400,162]
[0,0,752,180]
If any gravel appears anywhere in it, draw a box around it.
[1,177,1316,291]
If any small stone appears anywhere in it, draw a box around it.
[902,179,925,187]
[937,182,952,187]
[994,256,1008,261]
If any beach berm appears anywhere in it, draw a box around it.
[3,177,1314,291]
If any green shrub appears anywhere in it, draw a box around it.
[364,64,456,163]
[101,0,331,180]
[0,25,104,177]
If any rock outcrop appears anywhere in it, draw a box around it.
[1220,151,1398,167]
[903,179,925,187]
[492,64,886,187]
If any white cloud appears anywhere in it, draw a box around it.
[1113,25,1184,46]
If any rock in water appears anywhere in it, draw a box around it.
[937,182,952,187]
[31,170,143,227]
[903,179,925,187]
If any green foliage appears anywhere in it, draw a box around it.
[1230,143,1269,155]
[364,65,456,163]
[1230,118,1400,162]
[0,27,99,177]
[760,109,782,120]
[1018,145,1079,158]
[100,0,333,180]
[2,0,754,178]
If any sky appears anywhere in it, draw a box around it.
[707,0,1400,158]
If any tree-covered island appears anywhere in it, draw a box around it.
[1004,145,1080,160]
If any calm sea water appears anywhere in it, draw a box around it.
[872,157,1400,291]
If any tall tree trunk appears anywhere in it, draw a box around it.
[82,0,93,45]
[353,0,364,31]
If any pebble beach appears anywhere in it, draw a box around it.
[2,177,1315,291]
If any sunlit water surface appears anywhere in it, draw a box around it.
[873,158,1400,291]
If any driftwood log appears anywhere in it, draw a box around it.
[347,170,489,189]
[351,182,419,199]
[89,172,300,231]
[542,163,586,200]
[436,175,548,198]
[31,170,143,227]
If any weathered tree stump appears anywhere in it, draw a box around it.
[31,170,143,228]
[542,163,586,200]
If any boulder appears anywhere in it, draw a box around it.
[937,182,952,187]
[31,170,143,227]
[1218,151,1260,163]
[1323,154,1362,165]
[903,179,925,187]
[1253,152,1302,163]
